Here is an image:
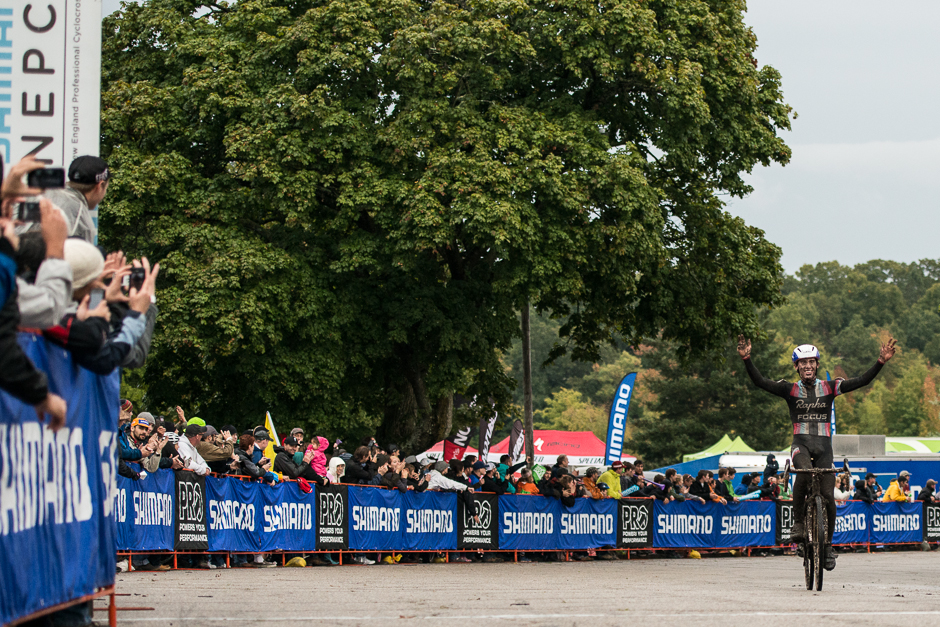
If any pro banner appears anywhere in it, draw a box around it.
[117,470,175,550]
[869,501,923,544]
[348,486,402,550]
[257,481,316,551]
[925,502,940,542]
[174,470,208,550]
[557,497,617,550]
[498,495,559,550]
[401,490,457,550]
[205,475,259,552]
[833,500,868,545]
[458,492,498,550]
[776,501,794,545]
[605,373,635,464]
[317,484,349,550]
[618,499,653,548]
[0,335,117,625]
[653,500,774,548]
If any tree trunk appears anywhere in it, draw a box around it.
[380,347,453,454]
[522,301,534,467]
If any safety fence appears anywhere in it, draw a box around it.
[116,470,940,562]
[0,335,118,626]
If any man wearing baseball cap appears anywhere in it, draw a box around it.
[176,423,210,475]
[883,470,912,502]
[43,155,110,244]
[597,461,626,500]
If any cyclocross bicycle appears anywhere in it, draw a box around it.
[782,458,850,591]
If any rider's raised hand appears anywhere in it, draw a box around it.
[879,337,898,363]
[736,335,751,360]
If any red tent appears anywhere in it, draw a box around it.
[488,430,635,468]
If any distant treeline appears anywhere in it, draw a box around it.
[504,259,940,467]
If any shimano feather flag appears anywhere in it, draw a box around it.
[606,373,636,464]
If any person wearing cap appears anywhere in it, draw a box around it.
[248,428,278,482]
[477,463,506,495]
[582,468,608,500]
[597,462,625,500]
[43,155,111,244]
[176,424,210,475]
[196,425,238,474]
[273,437,328,485]
[883,471,912,502]
[917,479,937,503]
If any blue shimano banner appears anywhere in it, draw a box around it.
[257,481,316,551]
[206,475,261,552]
[0,334,118,626]
[348,486,403,550]
[653,500,774,548]
[498,495,560,550]
[557,497,617,549]
[401,490,457,550]
[605,373,636,464]
[116,469,175,550]
[833,500,868,545]
[869,501,923,544]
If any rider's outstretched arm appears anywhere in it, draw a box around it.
[742,357,790,398]
[836,361,884,395]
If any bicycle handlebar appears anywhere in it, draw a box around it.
[782,458,850,484]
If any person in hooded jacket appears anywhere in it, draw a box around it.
[735,473,752,496]
[302,436,329,476]
[327,456,346,484]
[917,479,937,503]
[852,479,874,504]
[763,454,779,484]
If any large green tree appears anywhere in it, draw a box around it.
[100,0,791,450]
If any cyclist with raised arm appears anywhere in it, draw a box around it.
[736,335,897,571]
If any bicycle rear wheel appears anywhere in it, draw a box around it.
[814,496,826,591]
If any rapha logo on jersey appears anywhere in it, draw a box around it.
[464,499,492,530]
[319,493,344,527]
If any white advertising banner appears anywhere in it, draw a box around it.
[0,0,101,171]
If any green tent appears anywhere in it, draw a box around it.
[683,434,756,462]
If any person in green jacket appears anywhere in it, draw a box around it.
[598,461,626,499]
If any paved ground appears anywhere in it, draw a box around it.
[102,551,940,626]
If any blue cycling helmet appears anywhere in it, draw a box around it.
[792,344,821,363]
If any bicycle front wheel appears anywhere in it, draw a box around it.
[803,501,815,590]
[814,496,826,591]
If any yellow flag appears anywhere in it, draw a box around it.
[263,411,281,479]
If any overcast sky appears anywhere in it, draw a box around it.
[733,0,940,273]
[101,0,937,273]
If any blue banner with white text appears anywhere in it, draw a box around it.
[401,490,457,550]
[833,500,868,545]
[206,474,261,552]
[557,497,618,549]
[117,470,175,550]
[348,486,402,551]
[0,335,118,625]
[653,500,775,548]
[605,373,636,464]
[257,480,316,551]
[868,501,923,544]
[498,494,560,550]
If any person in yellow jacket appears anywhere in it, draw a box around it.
[882,471,912,502]
[597,461,626,499]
